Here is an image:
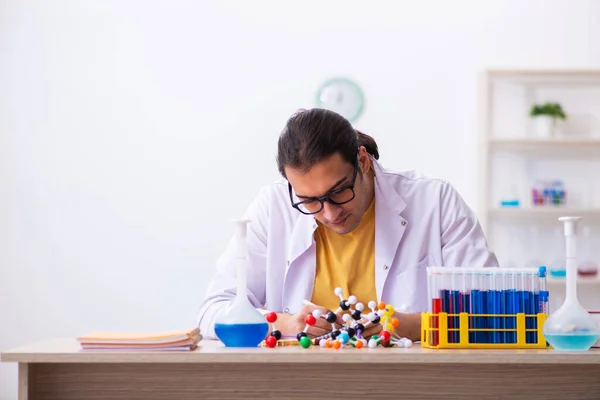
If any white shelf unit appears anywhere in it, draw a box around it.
[479,69,600,264]
[479,69,600,311]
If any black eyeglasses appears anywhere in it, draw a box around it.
[288,158,359,215]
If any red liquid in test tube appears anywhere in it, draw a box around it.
[429,267,441,346]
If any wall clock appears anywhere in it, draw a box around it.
[315,77,364,122]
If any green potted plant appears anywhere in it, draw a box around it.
[529,102,567,138]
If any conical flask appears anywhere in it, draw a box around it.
[214,219,269,347]
[542,216,600,351]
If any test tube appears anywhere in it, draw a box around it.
[538,266,548,314]
[534,267,541,344]
[450,269,461,343]
[429,267,441,346]
[469,269,476,343]
[529,268,538,344]
[495,268,503,344]
[471,268,482,344]
[440,268,451,343]
[488,268,498,344]
[481,268,489,344]
[427,267,432,313]
[521,269,530,344]
[508,268,517,344]
[461,268,472,344]
[516,269,524,343]
[499,268,507,344]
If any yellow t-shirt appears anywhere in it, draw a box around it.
[311,198,377,313]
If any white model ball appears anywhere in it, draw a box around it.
[334,287,343,296]
[342,314,352,323]
[377,309,385,317]
[368,301,377,310]
[368,339,378,348]
[348,295,357,304]
[355,302,364,311]
[312,309,322,319]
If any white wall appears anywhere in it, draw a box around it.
[1,0,599,397]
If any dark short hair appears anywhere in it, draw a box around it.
[276,108,379,178]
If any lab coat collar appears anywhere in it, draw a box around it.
[371,159,407,215]
[284,206,318,309]
[287,212,317,270]
[372,158,409,300]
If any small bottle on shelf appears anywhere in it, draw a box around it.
[500,184,520,207]
[531,180,545,207]
[551,180,567,206]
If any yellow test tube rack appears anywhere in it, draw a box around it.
[421,312,549,349]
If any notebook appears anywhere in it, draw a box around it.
[77,327,202,350]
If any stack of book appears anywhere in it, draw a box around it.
[77,327,202,351]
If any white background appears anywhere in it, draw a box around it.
[1,1,600,398]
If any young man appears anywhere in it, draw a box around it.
[197,108,498,341]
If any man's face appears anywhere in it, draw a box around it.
[285,149,372,235]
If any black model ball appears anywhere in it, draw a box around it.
[270,330,282,340]
[325,311,337,323]
[339,300,350,311]
[355,323,365,334]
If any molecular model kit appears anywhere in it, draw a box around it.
[262,287,413,350]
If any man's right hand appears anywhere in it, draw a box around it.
[275,304,342,338]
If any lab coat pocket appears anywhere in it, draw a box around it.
[414,254,435,271]
[393,255,433,312]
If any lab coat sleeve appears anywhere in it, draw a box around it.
[439,181,499,267]
[196,186,269,339]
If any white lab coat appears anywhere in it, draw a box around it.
[197,158,498,338]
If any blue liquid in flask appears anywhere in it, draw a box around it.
[545,332,599,351]
[215,322,269,347]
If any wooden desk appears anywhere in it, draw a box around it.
[2,338,600,399]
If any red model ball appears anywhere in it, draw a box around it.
[305,314,317,326]
[265,335,277,348]
[380,331,391,341]
[265,312,277,323]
